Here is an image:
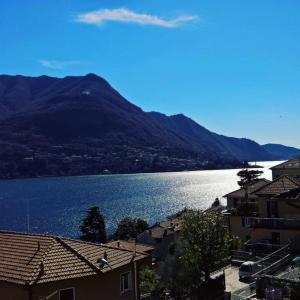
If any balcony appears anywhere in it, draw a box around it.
[247,217,300,229]
[227,203,258,217]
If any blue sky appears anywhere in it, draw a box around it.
[1,1,300,147]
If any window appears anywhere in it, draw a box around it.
[120,271,132,294]
[59,288,75,300]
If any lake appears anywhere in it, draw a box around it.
[0,161,280,238]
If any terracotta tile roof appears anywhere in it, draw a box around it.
[223,179,270,198]
[271,158,300,169]
[255,176,300,196]
[105,240,154,254]
[0,231,147,286]
[272,187,300,200]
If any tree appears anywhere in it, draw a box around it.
[79,206,106,243]
[177,210,232,296]
[114,217,149,240]
[139,266,160,295]
[237,169,263,188]
[237,169,263,205]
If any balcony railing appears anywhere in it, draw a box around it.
[228,203,258,216]
[247,217,300,229]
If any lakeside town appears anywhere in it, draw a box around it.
[0,143,244,179]
[2,157,300,299]
[1,1,300,299]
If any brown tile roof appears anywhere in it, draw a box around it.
[0,231,147,286]
[255,176,300,196]
[105,240,154,254]
[223,179,270,198]
[271,158,300,169]
[272,187,300,200]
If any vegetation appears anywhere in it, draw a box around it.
[237,169,263,188]
[170,210,234,297]
[79,206,106,243]
[139,266,160,295]
[114,217,149,240]
[237,169,263,205]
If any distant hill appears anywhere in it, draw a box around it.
[0,73,292,178]
[263,144,300,160]
[148,112,275,161]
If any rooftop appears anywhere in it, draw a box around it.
[105,240,154,254]
[0,231,147,286]
[223,179,270,198]
[271,158,300,170]
[255,175,300,196]
[272,187,300,200]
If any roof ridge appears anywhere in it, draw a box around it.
[0,230,142,255]
[29,237,56,285]
[111,239,154,248]
[61,236,141,254]
[0,230,53,238]
[286,175,300,186]
[223,178,270,197]
[254,175,295,194]
[55,237,102,276]
[270,160,289,169]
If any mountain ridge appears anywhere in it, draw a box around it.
[0,73,297,178]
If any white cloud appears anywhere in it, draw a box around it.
[39,60,86,70]
[76,8,198,28]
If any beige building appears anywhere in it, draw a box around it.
[0,231,150,300]
[224,158,300,245]
[249,180,300,244]
[271,157,300,180]
[223,179,270,242]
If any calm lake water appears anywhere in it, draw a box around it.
[0,161,280,238]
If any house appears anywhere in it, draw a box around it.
[137,217,182,262]
[0,231,151,300]
[249,184,300,244]
[224,158,300,246]
[137,215,183,280]
[223,179,270,242]
[271,157,300,180]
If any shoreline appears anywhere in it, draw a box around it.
[0,163,268,181]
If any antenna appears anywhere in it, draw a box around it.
[26,199,30,232]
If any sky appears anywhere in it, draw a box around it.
[1,1,300,147]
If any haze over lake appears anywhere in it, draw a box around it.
[0,161,279,238]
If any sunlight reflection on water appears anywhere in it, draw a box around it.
[0,161,279,237]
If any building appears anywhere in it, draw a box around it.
[137,216,182,279]
[223,179,270,242]
[271,157,300,180]
[0,231,151,300]
[250,184,300,244]
[137,217,182,262]
[224,159,300,246]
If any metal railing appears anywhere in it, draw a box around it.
[246,217,300,229]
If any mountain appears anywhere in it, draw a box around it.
[0,74,214,155]
[148,112,275,161]
[263,144,300,160]
[0,73,285,178]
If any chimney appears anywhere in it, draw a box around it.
[117,241,120,248]
[37,241,40,251]
[103,251,108,261]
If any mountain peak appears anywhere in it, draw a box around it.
[84,73,100,79]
